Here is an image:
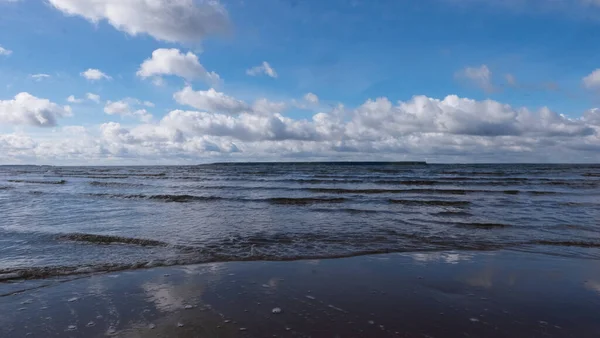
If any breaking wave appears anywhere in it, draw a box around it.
[3,231,600,282]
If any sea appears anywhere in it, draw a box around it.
[1,163,599,281]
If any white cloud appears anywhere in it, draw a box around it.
[1,92,599,163]
[349,95,593,138]
[173,86,287,115]
[0,92,71,127]
[137,48,220,85]
[48,0,230,43]
[246,61,278,78]
[152,77,166,87]
[143,101,155,107]
[0,45,12,56]
[292,93,321,110]
[583,69,600,89]
[161,110,318,142]
[174,86,250,114]
[86,93,100,103]
[30,74,51,81]
[81,68,111,81]
[104,100,130,115]
[456,65,494,92]
[584,108,600,124]
[104,99,153,122]
[304,92,319,104]
[252,98,287,115]
[67,95,83,103]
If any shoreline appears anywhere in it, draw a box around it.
[2,250,600,337]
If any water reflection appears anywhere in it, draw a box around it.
[1,251,599,337]
[405,251,474,264]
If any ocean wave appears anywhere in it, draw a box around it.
[431,211,473,217]
[527,240,600,248]
[88,193,223,203]
[372,180,439,185]
[3,231,600,282]
[58,233,170,247]
[88,181,147,188]
[388,199,471,207]
[310,208,384,214]
[440,171,510,176]
[267,197,347,205]
[306,188,477,195]
[8,179,66,185]
[454,222,511,229]
[527,191,557,195]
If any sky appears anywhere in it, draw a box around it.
[0,0,599,164]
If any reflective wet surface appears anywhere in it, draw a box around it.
[1,251,599,337]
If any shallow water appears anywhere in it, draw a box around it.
[1,163,599,280]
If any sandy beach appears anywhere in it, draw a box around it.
[2,250,600,337]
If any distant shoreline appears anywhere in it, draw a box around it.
[204,161,428,166]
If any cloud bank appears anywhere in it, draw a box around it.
[1,91,598,164]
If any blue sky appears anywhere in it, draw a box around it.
[0,0,599,164]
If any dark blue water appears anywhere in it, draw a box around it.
[1,163,599,280]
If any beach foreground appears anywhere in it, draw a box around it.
[2,251,600,338]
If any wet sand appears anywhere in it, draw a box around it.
[2,251,600,337]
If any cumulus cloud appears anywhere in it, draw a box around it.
[86,93,101,103]
[143,101,155,107]
[292,92,321,110]
[81,68,111,81]
[1,92,599,163]
[0,92,71,127]
[161,110,318,142]
[0,45,11,56]
[48,0,230,43]
[104,98,153,122]
[137,48,220,85]
[456,65,494,92]
[112,94,598,159]
[584,108,600,124]
[67,95,83,103]
[246,62,278,78]
[30,74,51,81]
[252,98,287,115]
[174,86,288,115]
[583,69,600,89]
[174,86,250,114]
[350,95,594,138]
[304,92,319,104]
